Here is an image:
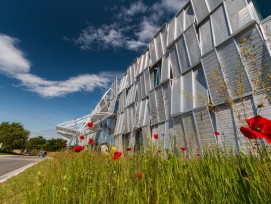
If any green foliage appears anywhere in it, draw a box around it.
[0,122,29,151]
[44,138,67,152]
[26,136,46,150]
[1,150,271,203]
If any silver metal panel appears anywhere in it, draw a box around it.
[225,0,252,34]
[215,105,237,151]
[254,92,271,120]
[193,66,209,108]
[143,68,151,94]
[134,101,142,128]
[161,55,170,83]
[136,80,142,101]
[161,27,167,55]
[182,71,193,111]
[206,0,222,12]
[149,40,157,66]
[126,67,131,88]
[140,74,147,99]
[217,40,252,98]
[156,86,166,123]
[211,5,230,46]
[169,46,181,78]
[191,0,209,23]
[167,18,176,47]
[149,90,158,124]
[118,90,126,113]
[199,19,214,55]
[143,99,150,126]
[235,27,271,91]
[233,97,255,152]
[114,113,124,135]
[155,33,163,60]
[184,5,195,30]
[162,81,171,120]
[176,11,184,38]
[173,116,186,151]
[158,123,165,147]
[150,70,155,91]
[201,51,230,104]
[184,25,201,66]
[142,126,151,148]
[144,51,150,70]
[261,18,271,53]
[182,112,199,154]
[193,109,216,149]
[171,76,182,115]
[176,36,190,73]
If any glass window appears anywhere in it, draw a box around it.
[252,0,271,20]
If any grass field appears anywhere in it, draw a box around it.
[0,149,271,204]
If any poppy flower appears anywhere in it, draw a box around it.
[181,147,186,151]
[214,131,220,136]
[87,122,94,128]
[127,147,133,151]
[88,138,94,145]
[240,115,271,143]
[114,151,123,158]
[74,146,83,152]
[137,171,143,179]
[196,153,201,157]
[112,156,119,160]
[153,134,158,139]
[79,135,85,140]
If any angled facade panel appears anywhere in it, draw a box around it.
[217,40,252,99]
[176,36,190,73]
[176,11,184,38]
[171,76,182,115]
[167,18,176,47]
[155,33,163,60]
[193,66,209,108]
[182,71,193,111]
[206,0,223,12]
[199,19,214,56]
[173,116,186,151]
[184,5,195,30]
[161,55,170,83]
[201,51,229,104]
[191,0,209,23]
[143,68,151,94]
[169,46,181,78]
[162,81,171,120]
[184,25,201,66]
[155,86,166,123]
[149,90,158,124]
[211,5,230,46]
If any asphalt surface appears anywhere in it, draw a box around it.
[0,155,44,176]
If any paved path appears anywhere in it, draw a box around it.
[0,155,45,183]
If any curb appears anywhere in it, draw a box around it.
[0,162,38,183]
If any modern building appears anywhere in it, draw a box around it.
[57,0,271,154]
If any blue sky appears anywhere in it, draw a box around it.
[0,0,186,139]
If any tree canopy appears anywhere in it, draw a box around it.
[0,122,29,151]
[26,136,46,150]
[44,138,67,152]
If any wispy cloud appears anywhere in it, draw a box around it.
[0,33,122,97]
[74,0,187,52]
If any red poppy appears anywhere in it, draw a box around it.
[112,156,119,160]
[153,133,158,139]
[79,135,85,140]
[181,147,186,151]
[127,147,133,151]
[137,171,143,179]
[114,151,123,158]
[87,122,94,128]
[88,138,94,145]
[74,146,83,152]
[214,131,220,136]
[196,153,201,157]
[240,115,271,143]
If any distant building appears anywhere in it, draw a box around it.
[57,0,271,154]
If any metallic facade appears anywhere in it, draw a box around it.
[57,0,271,154]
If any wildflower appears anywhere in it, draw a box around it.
[88,138,94,145]
[79,135,85,140]
[112,151,122,160]
[137,171,143,179]
[214,131,220,136]
[196,153,201,157]
[127,147,133,151]
[111,146,116,151]
[74,146,83,152]
[181,147,186,151]
[240,115,271,143]
[112,156,119,160]
[87,122,94,128]
[153,133,158,139]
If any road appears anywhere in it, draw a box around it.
[0,155,44,176]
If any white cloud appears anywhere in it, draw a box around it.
[0,34,31,75]
[0,34,123,98]
[74,0,187,51]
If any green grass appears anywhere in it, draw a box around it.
[1,149,271,204]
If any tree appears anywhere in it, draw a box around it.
[0,122,29,151]
[26,136,46,150]
[44,138,67,152]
